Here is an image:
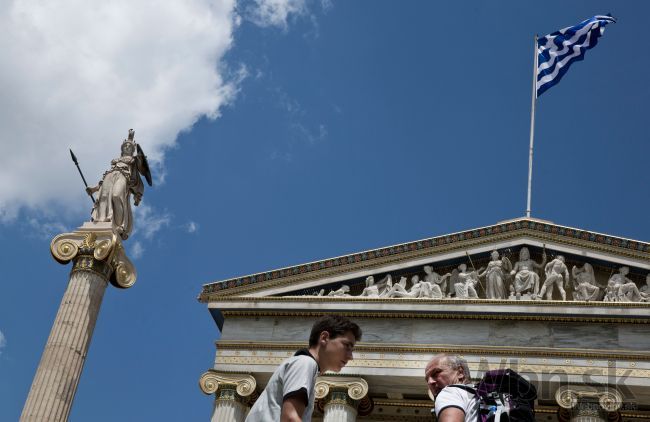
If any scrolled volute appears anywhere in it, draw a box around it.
[555,387,578,409]
[198,371,257,397]
[314,376,369,401]
[555,385,622,412]
[51,235,80,263]
[599,389,623,412]
[94,234,117,261]
[111,243,137,289]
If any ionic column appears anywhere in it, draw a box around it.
[199,371,257,422]
[21,227,136,422]
[315,376,371,422]
[556,386,622,422]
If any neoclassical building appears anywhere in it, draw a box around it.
[197,218,650,421]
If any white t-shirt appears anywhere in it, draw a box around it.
[434,384,479,421]
[245,351,319,422]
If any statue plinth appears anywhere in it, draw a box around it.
[20,223,137,422]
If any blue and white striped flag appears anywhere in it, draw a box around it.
[536,15,616,97]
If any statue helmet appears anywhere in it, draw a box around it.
[121,129,137,154]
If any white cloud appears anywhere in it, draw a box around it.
[320,0,333,12]
[290,122,326,145]
[132,203,171,240]
[270,150,293,162]
[0,330,6,354]
[0,0,239,220]
[248,0,306,29]
[130,241,144,260]
[186,221,199,233]
[27,217,68,240]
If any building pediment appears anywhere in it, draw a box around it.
[200,218,650,419]
[199,218,649,301]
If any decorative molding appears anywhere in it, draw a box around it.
[198,370,256,398]
[213,295,650,308]
[215,356,650,378]
[372,399,433,408]
[349,399,650,420]
[215,340,650,362]
[219,310,650,325]
[315,376,369,401]
[199,219,650,300]
[556,385,623,412]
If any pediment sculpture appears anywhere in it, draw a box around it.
[300,248,650,303]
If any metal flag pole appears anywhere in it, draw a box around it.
[526,35,538,218]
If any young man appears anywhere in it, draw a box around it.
[424,353,478,422]
[245,315,362,422]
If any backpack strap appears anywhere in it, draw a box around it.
[446,384,477,394]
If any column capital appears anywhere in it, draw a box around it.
[199,370,257,398]
[50,222,136,288]
[315,376,373,418]
[315,376,369,401]
[555,385,623,413]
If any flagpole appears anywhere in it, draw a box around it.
[526,35,538,218]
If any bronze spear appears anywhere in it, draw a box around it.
[69,149,95,204]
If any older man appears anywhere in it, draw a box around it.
[424,354,478,422]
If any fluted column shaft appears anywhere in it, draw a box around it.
[21,268,108,422]
[211,385,249,422]
[322,389,357,422]
[21,228,136,422]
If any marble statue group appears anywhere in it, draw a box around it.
[312,247,650,303]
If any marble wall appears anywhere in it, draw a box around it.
[220,316,650,352]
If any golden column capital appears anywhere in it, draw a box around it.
[315,375,373,416]
[50,222,136,288]
[556,385,623,412]
[198,370,257,398]
[315,376,369,401]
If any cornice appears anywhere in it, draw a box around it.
[213,298,650,323]
[220,310,649,324]
[211,295,650,308]
[198,219,650,300]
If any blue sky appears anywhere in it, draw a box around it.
[1,0,649,420]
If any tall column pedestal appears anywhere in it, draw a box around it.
[199,371,257,422]
[21,225,136,422]
[315,376,372,422]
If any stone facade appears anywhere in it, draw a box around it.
[198,218,650,421]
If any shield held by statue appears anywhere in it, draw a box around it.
[136,143,153,187]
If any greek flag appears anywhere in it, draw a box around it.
[537,15,616,97]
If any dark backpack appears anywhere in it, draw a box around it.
[450,369,537,422]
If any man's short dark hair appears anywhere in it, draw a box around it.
[309,315,362,346]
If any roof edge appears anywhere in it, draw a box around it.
[198,217,650,301]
